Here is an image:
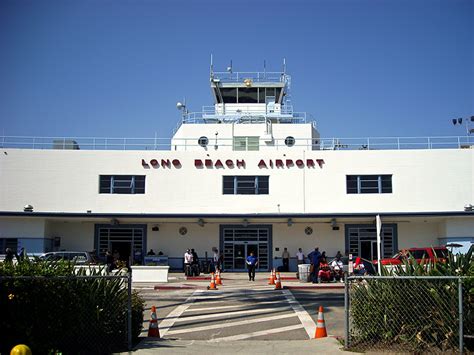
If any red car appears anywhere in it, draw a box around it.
[375,247,449,266]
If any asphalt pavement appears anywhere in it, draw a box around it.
[130,272,347,353]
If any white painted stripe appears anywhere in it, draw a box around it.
[192,294,286,302]
[208,324,304,342]
[282,289,316,339]
[185,300,283,312]
[174,306,291,322]
[218,286,275,291]
[198,289,282,297]
[158,290,203,336]
[166,313,297,335]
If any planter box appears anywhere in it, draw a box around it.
[131,266,169,283]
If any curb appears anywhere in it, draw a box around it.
[154,284,198,290]
[283,284,344,290]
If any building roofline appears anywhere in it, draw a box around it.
[0,211,472,219]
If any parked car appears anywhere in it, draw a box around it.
[39,251,98,264]
[374,247,448,266]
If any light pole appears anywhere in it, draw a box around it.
[452,116,474,135]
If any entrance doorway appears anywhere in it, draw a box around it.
[95,224,146,263]
[110,242,132,262]
[233,243,259,270]
[345,224,397,261]
[220,225,272,271]
[360,240,378,260]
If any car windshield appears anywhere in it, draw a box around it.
[434,249,448,258]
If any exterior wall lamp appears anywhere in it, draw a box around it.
[23,204,33,212]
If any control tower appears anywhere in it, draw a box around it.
[171,61,320,151]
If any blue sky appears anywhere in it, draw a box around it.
[0,0,472,139]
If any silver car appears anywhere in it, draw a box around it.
[39,251,98,264]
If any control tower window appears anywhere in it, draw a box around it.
[258,88,266,103]
[238,88,258,103]
[261,88,282,103]
[221,88,237,103]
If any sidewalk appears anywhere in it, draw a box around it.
[131,337,347,354]
[133,272,345,290]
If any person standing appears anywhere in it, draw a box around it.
[212,249,219,273]
[184,249,193,276]
[218,252,224,272]
[246,252,258,281]
[191,248,200,276]
[308,247,322,283]
[282,247,290,272]
[4,248,14,264]
[296,248,305,265]
[106,250,115,273]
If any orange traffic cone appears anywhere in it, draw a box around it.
[268,269,275,285]
[274,272,282,290]
[148,306,160,338]
[215,270,223,285]
[207,272,218,290]
[314,306,328,338]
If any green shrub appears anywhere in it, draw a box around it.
[0,259,144,353]
[350,248,473,352]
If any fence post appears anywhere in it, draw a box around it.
[128,273,133,351]
[344,275,350,349]
[459,277,463,354]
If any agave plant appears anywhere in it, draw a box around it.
[350,247,473,351]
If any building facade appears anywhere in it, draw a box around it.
[1,67,473,270]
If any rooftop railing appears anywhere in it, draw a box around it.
[1,135,473,151]
[211,71,289,84]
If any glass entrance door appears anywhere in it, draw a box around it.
[233,243,259,270]
[234,244,246,269]
[222,225,272,271]
[360,240,378,261]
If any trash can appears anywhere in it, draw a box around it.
[298,264,311,282]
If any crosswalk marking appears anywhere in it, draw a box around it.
[208,324,305,342]
[185,299,284,312]
[174,306,291,322]
[159,290,203,336]
[282,289,316,338]
[166,313,297,335]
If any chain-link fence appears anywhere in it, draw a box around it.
[0,274,134,353]
[344,276,472,353]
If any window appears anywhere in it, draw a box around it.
[411,250,428,259]
[0,238,18,253]
[238,88,258,103]
[233,136,259,151]
[221,88,237,103]
[284,136,295,147]
[99,175,145,194]
[346,175,392,194]
[223,176,269,195]
[198,136,209,147]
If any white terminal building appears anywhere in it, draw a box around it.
[1,63,473,271]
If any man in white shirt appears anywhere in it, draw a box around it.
[184,249,193,275]
[296,248,305,265]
